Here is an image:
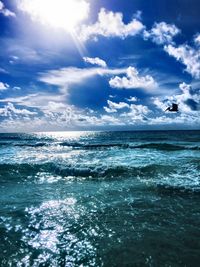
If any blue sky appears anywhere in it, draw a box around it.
[0,0,200,132]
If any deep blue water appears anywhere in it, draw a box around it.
[0,131,200,266]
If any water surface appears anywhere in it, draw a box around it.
[0,131,200,266]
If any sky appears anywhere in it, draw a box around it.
[0,0,200,132]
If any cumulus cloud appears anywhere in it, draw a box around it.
[104,100,129,113]
[122,104,150,118]
[80,8,144,41]
[103,99,150,123]
[0,102,37,117]
[144,22,180,45]
[0,82,9,91]
[83,57,107,68]
[0,1,16,17]
[164,42,200,79]
[152,97,167,111]
[109,66,158,90]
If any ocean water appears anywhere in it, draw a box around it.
[0,130,200,267]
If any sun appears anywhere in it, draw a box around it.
[19,0,90,32]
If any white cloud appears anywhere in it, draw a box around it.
[83,57,107,68]
[103,99,150,123]
[104,100,129,113]
[123,104,150,117]
[152,97,167,111]
[0,82,9,91]
[0,1,16,17]
[0,102,37,117]
[45,101,67,112]
[144,22,180,45]
[126,96,138,102]
[110,103,150,124]
[164,43,200,79]
[109,66,158,90]
[80,8,144,41]
[39,66,127,90]
[0,93,66,110]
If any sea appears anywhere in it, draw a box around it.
[0,130,200,267]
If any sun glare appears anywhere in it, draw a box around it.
[19,0,90,31]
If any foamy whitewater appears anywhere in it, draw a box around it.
[0,131,200,266]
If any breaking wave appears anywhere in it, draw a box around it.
[1,141,199,151]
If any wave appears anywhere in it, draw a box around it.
[0,142,51,147]
[15,142,48,147]
[0,162,178,180]
[1,163,199,195]
[60,142,130,149]
[132,143,200,151]
[25,142,200,151]
[1,141,199,151]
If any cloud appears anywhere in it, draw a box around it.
[104,100,129,113]
[152,97,167,111]
[39,66,127,90]
[0,1,16,17]
[126,96,138,102]
[103,99,150,124]
[109,66,158,90]
[80,8,144,41]
[13,86,21,90]
[0,102,37,117]
[122,104,150,118]
[0,82,9,91]
[144,22,180,45]
[0,93,66,110]
[83,57,107,68]
[45,101,67,112]
[164,42,200,79]
[133,10,142,20]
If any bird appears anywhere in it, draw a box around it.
[165,103,179,112]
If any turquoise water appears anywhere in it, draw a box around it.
[0,131,200,266]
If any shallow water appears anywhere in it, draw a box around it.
[0,131,200,266]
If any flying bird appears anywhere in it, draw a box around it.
[165,103,179,112]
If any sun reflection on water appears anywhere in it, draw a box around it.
[20,197,99,266]
[35,131,97,141]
